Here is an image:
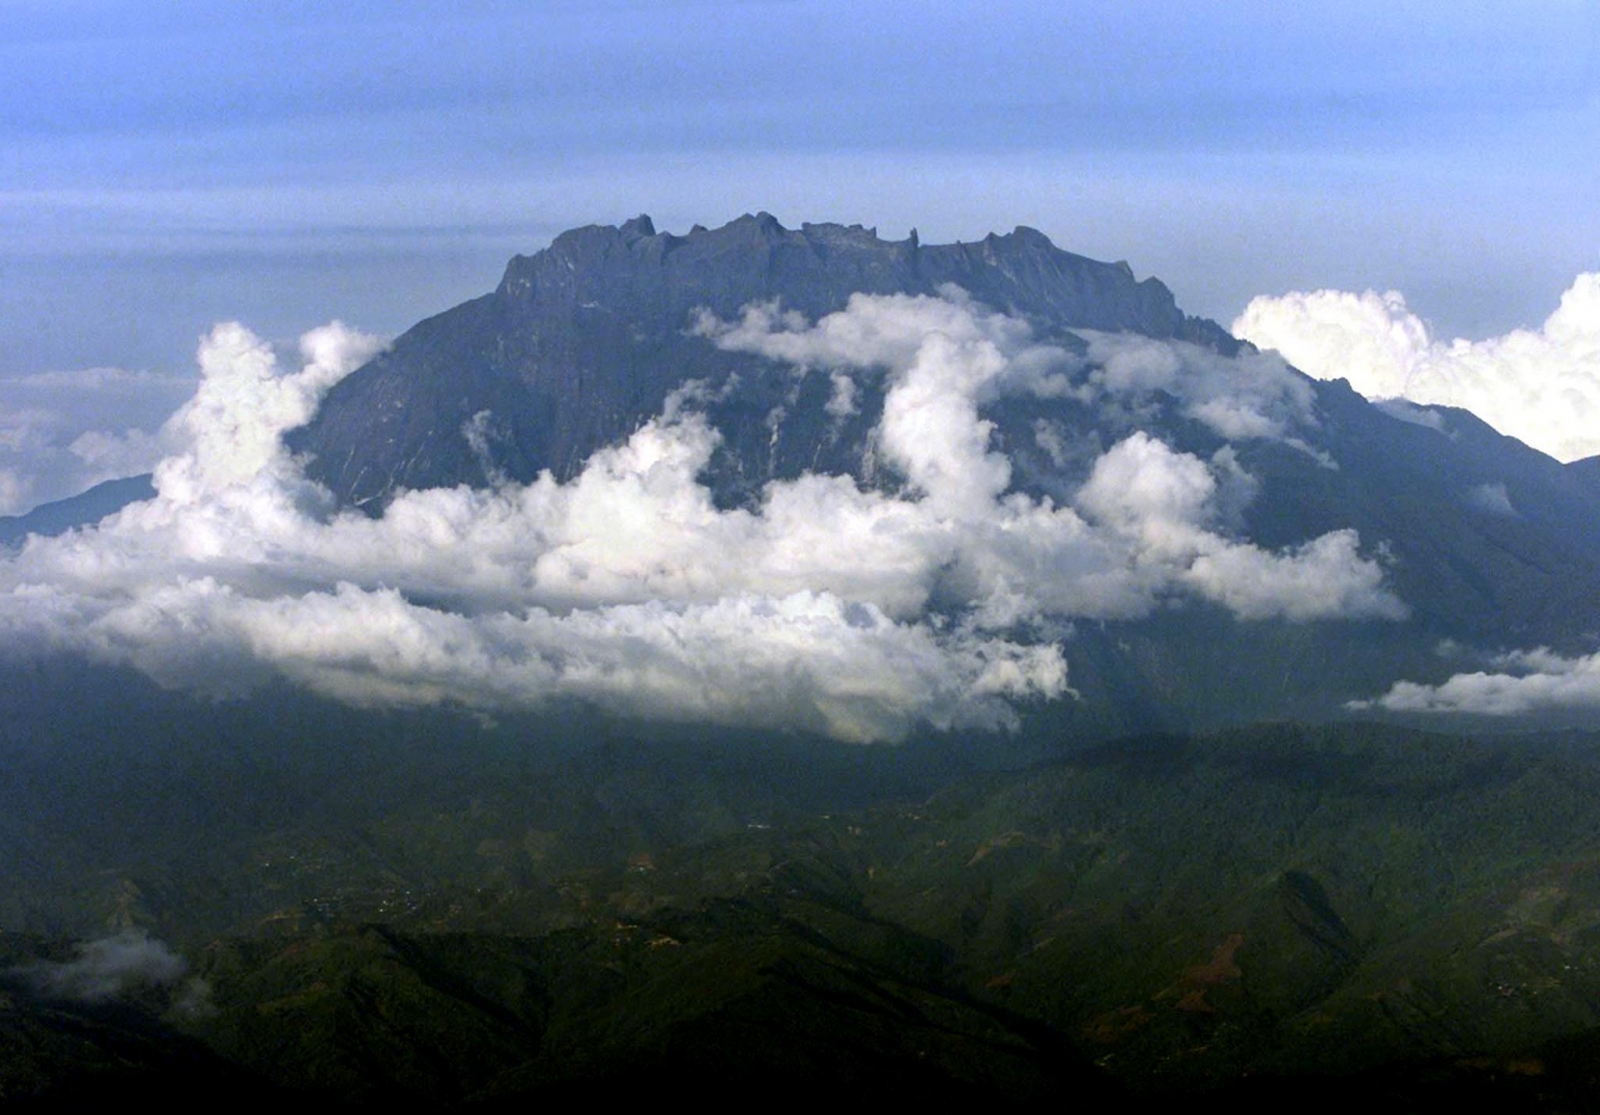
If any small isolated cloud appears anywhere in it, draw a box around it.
[0,293,1405,743]
[1357,647,1600,717]
[1373,398,1446,431]
[1234,274,1600,462]
[13,930,188,1003]
[825,371,858,418]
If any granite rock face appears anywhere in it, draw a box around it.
[290,214,1232,508]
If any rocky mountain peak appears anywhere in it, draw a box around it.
[291,214,1239,511]
[488,214,1224,345]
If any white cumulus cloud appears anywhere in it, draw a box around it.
[1234,274,1600,462]
[0,292,1406,743]
[1357,647,1600,718]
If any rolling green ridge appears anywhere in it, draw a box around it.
[6,680,1600,1107]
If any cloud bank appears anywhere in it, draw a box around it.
[0,293,1405,742]
[1233,274,1600,462]
[1358,647,1600,720]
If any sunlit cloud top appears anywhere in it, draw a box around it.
[1235,273,1600,462]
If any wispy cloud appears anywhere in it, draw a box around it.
[12,930,187,1003]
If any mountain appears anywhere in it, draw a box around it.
[14,216,1600,1107]
[1569,453,1600,486]
[290,214,1233,507]
[287,214,1600,730]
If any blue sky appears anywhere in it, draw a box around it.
[2,0,1596,373]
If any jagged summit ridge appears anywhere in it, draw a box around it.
[495,212,1228,345]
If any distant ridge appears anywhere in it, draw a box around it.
[1567,453,1600,485]
[0,473,154,547]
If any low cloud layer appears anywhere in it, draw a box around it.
[0,293,1405,742]
[1234,274,1600,462]
[1358,647,1600,719]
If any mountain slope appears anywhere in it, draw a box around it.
[12,719,1600,1107]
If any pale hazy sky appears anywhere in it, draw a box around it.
[3,0,1595,376]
